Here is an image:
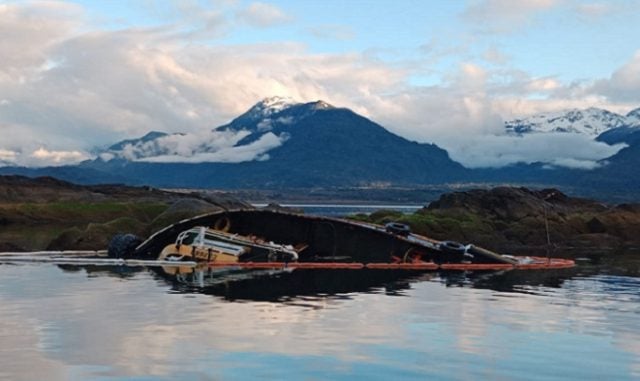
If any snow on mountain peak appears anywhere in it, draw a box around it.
[627,107,640,123]
[311,100,334,110]
[253,96,299,115]
[505,107,630,137]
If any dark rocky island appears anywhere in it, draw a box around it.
[351,187,640,255]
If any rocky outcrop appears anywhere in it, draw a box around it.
[428,187,605,218]
[427,187,640,252]
[0,175,250,251]
[358,187,640,254]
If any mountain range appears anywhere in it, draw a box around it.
[72,97,468,188]
[1,97,639,200]
[504,107,640,136]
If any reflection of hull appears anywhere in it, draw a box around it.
[158,244,239,263]
[45,260,577,302]
[156,266,434,301]
[154,263,578,302]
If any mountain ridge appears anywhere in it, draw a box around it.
[504,107,638,137]
[0,99,638,200]
[75,98,468,188]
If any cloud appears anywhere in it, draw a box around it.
[30,147,90,165]
[106,128,289,164]
[527,77,561,92]
[117,130,247,161]
[0,2,636,170]
[0,146,90,167]
[307,25,355,41]
[444,133,625,169]
[462,0,559,33]
[592,51,640,103]
[0,2,403,167]
[573,2,612,19]
[0,149,18,163]
[135,131,288,163]
[236,2,291,28]
[0,2,82,74]
[570,1,639,22]
[482,46,510,65]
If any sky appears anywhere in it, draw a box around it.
[1,0,640,167]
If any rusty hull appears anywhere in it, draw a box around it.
[134,209,462,263]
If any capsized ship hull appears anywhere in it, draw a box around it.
[132,209,570,269]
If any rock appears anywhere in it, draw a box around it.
[0,242,25,252]
[47,217,146,251]
[147,199,225,233]
[403,186,640,253]
[587,217,607,233]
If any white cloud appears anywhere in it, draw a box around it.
[307,25,355,41]
[30,147,90,165]
[482,46,510,65]
[136,131,288,163]
[462,0,559,33]
[573,2,616,20]
[0,149,17,163]
[443,133,625,169]
[236,2,291,28]
[527,77,561,92]
[592,50,640,103]
[0,3,402,167]
[0,2,81,74]
[0,2,637,171]
[116,129,247,160]
[256,119,273,131]
[0,146,90,167]
[104,127,289,164]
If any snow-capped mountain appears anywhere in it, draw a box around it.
[99,97,338,163]
[99,97,306,163]
[221,96,333,132]
[83,96,464,187]
[237,96,299,123]
[2,98,639,194]
[505,107,637,137]
[627,107,640,124]
[221,96,334,134]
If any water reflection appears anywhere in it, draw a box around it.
[152,267,436,302]
[53,261,581,302]
[1,258,639,380]
[50,248,640,302]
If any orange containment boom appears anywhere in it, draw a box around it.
[207,256,575,271]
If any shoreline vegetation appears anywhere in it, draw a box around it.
[0,175,638,255]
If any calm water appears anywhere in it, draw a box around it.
[1,256,639,380]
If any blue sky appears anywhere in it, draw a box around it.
[70,0,640,83]
[0,0,639,167]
